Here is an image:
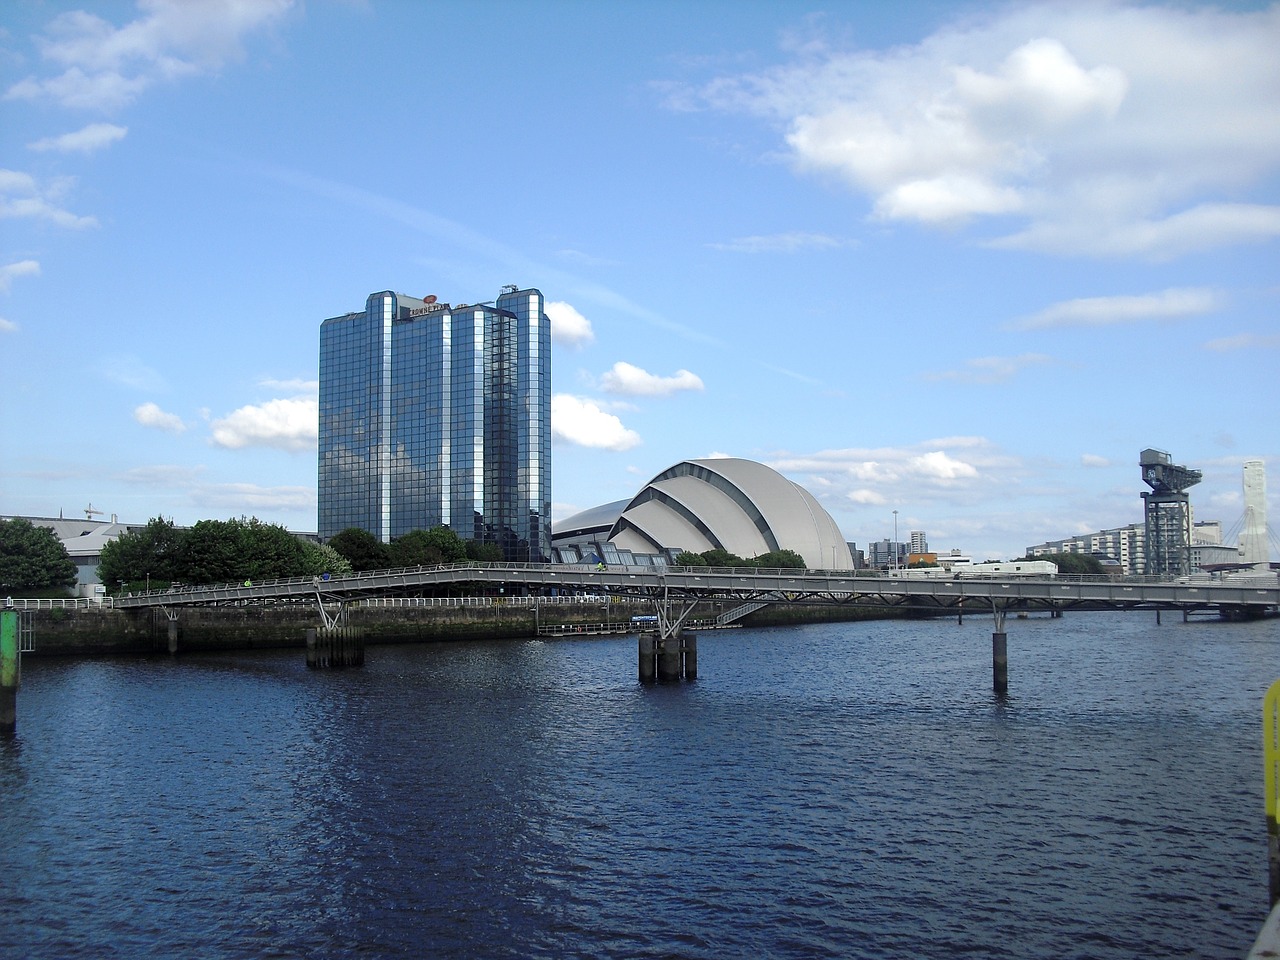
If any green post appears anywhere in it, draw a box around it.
[1,609,19,733]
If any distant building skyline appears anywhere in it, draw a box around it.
[318,286,551,561]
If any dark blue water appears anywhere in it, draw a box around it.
[1,611,1276,959]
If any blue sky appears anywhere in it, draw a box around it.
[2,0,1277,562]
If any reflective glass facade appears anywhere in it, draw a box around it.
[319,287,551,561]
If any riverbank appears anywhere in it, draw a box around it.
[18,598,903,656]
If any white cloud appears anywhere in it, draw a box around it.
[0,317,17,334]
[708,231,846,253]
[134,401,186,433]
[259,377,318,393]
[599,361,705,397]
[209,396,317,452]
[681,4,1280,257]
[924,353,1052,385]
[0,168,98,229]
[1013,287,1220,330]
[1081,454,1110,468]
[551,394,641,451]
[0,259,40,293]
[28,122,127,154]
[847,489,888,505]
[1202,332,1280,352]
[770,437,1017,499]
[6,0,295,111]
[545,300,595,347]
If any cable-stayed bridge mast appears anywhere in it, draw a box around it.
[1141,448,1202,577]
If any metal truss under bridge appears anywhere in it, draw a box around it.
[112,564,1280,637]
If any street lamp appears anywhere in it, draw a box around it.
[892,510,899,572]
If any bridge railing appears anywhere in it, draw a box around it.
[107,560,1277,604]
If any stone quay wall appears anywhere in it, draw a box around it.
[20,600,678,656]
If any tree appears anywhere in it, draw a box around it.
[673,551,707,567]
[239,518,309,581]
[700,548,748,567]
[753,549,806,569]
[0,518,77,594]
[327,527,391,571]
[183,519,247,584]
[300,541,353,578]
[464,540,504,562]
[1030,552,1103,576]
[98,517,185,590]
[389,529,445,567]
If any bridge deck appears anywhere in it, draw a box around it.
[111,563,1280,615]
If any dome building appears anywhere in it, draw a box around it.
[552,458,853,570]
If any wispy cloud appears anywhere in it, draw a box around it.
[28,122,127,154]
[924,353,1052,385]
[261,164,723,346]
[0,259,40,293]
[0,169,98,229]
[103,355,167,391]
[708,231,848,253]
[1202,332,1280,352]
[599,361,704,397]
[1010,288,1220,331]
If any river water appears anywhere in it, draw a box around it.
[1,611,1276,959]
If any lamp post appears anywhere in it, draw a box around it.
[893,510,899,572]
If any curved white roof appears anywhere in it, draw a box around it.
[608,458,853,569]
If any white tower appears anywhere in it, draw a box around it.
[1240,459,1268,567]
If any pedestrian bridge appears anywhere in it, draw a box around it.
[113,562,1279,628]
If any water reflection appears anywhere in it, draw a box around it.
[0,612,1274,958]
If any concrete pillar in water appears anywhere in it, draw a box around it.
[658,632,683,682]
[682,632,697,681]
[638,632,656,684]
[1,609,20,733]
[992,631,1008,694]
[167,619,178,655]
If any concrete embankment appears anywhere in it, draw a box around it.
[20,599,900,657]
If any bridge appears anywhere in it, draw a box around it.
[113,562,1279,628]
[107,562,1278,686]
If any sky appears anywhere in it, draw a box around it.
[1,0,1277,562]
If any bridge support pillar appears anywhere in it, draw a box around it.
[992,631,1008,694]
[640,630,696,684]
[638,633,655,683]
[167,619,178,655]
[306,626,365,669]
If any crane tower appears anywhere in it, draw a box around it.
[1140,448,1201,577]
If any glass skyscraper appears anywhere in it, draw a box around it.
[318,285,551,562]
